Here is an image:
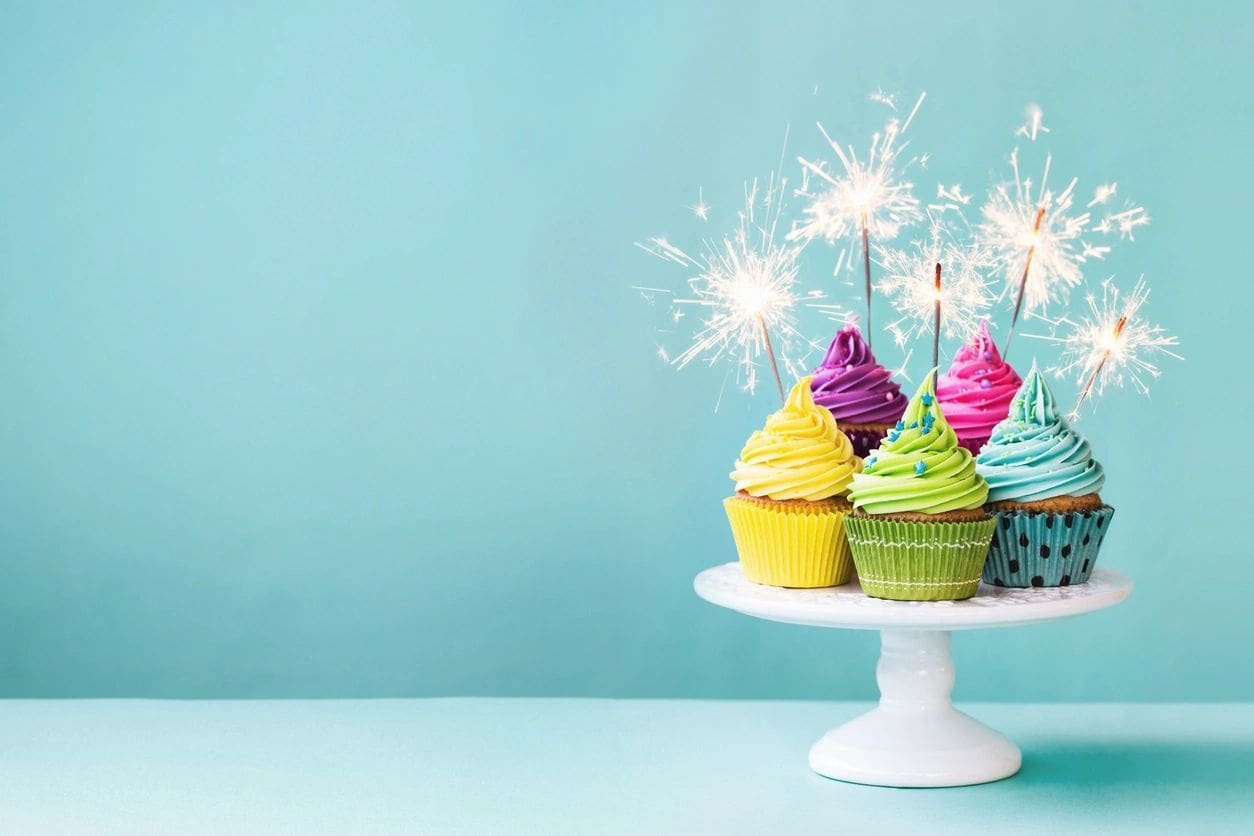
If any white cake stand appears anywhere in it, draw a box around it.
[694,562,1133,788]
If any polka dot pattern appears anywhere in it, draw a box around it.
[981,506,1115,588]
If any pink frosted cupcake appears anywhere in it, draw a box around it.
[936,320,1022,455]
[809,318,908,458]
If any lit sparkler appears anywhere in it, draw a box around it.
[1032,277,1181,418]
[877,219,995,359]
[978,109,1148,360]
[790,93,927,347]
[636,171,820,403]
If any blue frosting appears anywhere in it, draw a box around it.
[976,363,1106,503]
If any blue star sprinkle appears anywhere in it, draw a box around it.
[895,420,905,431]
[921,393,934,406]
[914,461,927,476]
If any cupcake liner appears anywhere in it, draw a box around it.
[723,497,854,588]
[983,505,1115,588]
[844,515,996,601]
[838,424,891,459]
[956,435,989,456]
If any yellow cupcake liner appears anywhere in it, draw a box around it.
[723,496,854,588]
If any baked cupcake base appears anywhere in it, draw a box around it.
[844,509,996,601]
[983,495,1114,588]
[724,494,854,588]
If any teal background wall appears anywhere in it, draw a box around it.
[0,1,1249,700]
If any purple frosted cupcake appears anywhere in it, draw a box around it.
[810,318,908,458]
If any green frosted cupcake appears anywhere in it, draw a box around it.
[844,369,995,601]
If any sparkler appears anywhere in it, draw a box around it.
[978,109,1148,359]
[636,169,818,404]
[877,219,995,359]
[932,262,942,369]
[1030,277,1181,419]
[790,93,927,347]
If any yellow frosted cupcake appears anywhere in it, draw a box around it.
[724,377,862,588]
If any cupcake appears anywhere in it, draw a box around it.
[976,362,1114,588]
[810,317,909,458]
[937,320,1023,455]
[844,369,995,601]
[724,377,862,588]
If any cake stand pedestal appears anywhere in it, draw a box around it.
[694,563,1132,788]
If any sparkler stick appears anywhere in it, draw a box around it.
[933,262,942,369]
[1002,206,1047,359]
[877,217,994,353]
[791,93,928,349]
[1071,314,1127,416]
[757,314,785,401]
[861,211,872,340]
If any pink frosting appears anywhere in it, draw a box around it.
[936,320,1022,445]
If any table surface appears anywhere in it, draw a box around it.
[694,563,1133,630]
[0,699,1249,835]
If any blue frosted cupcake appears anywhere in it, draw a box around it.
[975,363,1114,588]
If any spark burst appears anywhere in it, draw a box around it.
[1033,277,1181,418]
[789,92,928,346]
[978,109,1149,358]
[877,218,995,356]
[635,171,820,403]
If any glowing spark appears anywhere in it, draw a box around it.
[689,186,710,221]
[977,141,1148,324]
[936,183,972,206]
[1088,183,1118,207]
[877,218,995,353]
[1015,104,1049,141]
[869,89,897,110]
[1033,277,1181,418]
[637,170,821,401]
[790,92,927,345]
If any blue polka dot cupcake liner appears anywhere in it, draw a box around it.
[982,505,1115,588]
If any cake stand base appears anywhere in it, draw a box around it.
[809,629,1021,788]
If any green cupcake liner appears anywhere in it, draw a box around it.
[983,505,1115,588]
[844,515,996,601]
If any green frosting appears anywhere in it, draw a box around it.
[847,369,990,515]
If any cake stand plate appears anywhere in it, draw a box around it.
[694,563,1133,788]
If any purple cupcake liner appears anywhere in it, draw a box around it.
[840,425,890,459]
[983,505,1115,588]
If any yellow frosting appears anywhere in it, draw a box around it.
[730,377,862,501]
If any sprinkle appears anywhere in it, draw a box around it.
[980,380,992,389]
[908,421,919,429]
[895,420,905,431]
[884,392,894,401]
[846,364,854,372]
[982,350,992,361]
[921,393,934,406]
[915,461,927,475]
[886,430,900,442]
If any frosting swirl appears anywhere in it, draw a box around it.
[976,362,1106,502]
[847,369,989,514]
[730,377,862,501]
[937,320,1023,444]
[810,319,908,425]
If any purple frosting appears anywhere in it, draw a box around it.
[809,320,908,425]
